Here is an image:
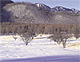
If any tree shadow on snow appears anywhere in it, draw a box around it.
[1,55,80,62]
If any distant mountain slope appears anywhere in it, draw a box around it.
[1,2,80,24]
[0,0,13,8]
[2,2,51,23]
[0,0,13,9]
[0,0,13,22]
[51,6,80,13]
[50,11,80,24]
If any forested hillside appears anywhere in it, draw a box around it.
[0,1,80,24]
[0,0,13,22]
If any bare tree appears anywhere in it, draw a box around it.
[19,31,36,45]
[73,26,80,39]
[48,31,71,48]
[13,35,18,40]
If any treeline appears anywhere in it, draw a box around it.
[0,22,80,35]
[0,22,80,47]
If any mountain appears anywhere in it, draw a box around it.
[1,2,80,24]
[0,0,13,9]
[0,0,13,22]
[35,3,51,11]
[51,6,80,13]
[2,2,51,23]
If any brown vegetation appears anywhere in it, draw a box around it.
[0,22,80,47]
[0,22,79,35]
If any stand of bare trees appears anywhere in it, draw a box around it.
[48,24,80,48]
[18,32,36,45]
[73,25,80,39]
[0,23,80,47]
[48,31,71,48]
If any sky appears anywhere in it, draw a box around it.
[12,0,80,10]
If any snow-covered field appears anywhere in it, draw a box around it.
[0,35,80,62]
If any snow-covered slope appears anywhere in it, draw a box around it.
[52,6,80,13]
[0,35,80,62]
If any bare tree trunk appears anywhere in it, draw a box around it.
[57,41,61,45]
[62,39,66,48]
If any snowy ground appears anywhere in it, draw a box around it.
[0,35,80,62]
